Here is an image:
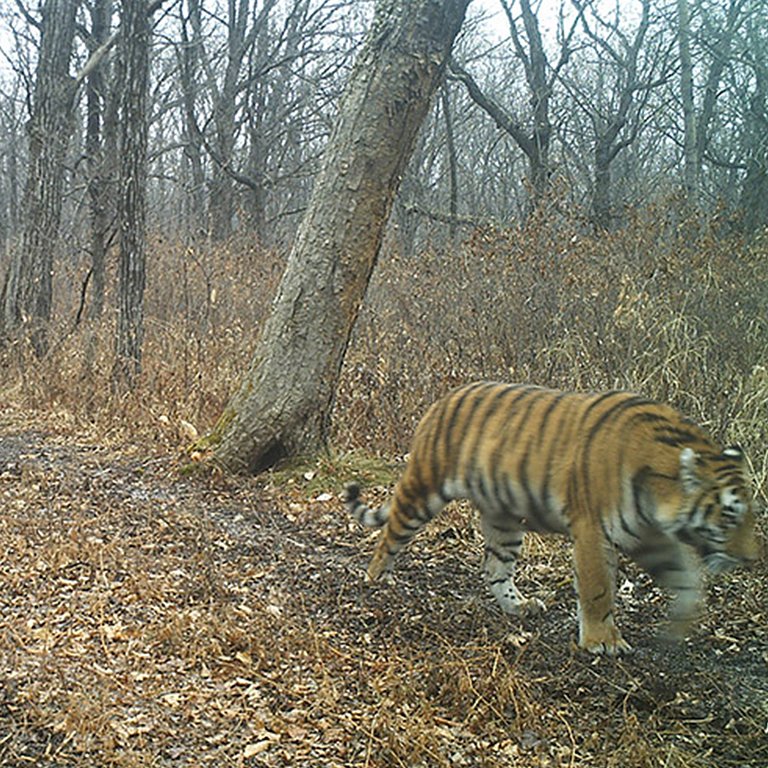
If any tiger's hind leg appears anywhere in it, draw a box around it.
[480,514,546,617]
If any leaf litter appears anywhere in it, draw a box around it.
[0,406,766,767]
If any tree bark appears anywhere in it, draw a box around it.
[677,0,698,204]
[516,0,551,213]
[440,83,459,241]
[0,102,21,247]
[738,88,768,234]
[0,0,78,356]
[112,0,151,390]
[85,0,114,324]
[178,0,207,233]
[206,0,471,474]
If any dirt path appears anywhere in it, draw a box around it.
[1,407,766,767]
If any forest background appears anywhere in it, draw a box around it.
[1,2,767,765]
[0,0,766,489]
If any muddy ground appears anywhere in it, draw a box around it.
[0,406,766,767]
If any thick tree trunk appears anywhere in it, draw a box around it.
[207,0,471,474]
[0,0,77,355]
[112,0,151,390]
[85,0,113,324]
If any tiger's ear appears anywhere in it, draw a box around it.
[679,447,701,494]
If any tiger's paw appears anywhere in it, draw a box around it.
[491,584,547,617]
[514,597,547,617]
[366,562,385,582]
[664,605,700,641]
[661,616,697,644]
[343,483,361,504]
[496,595,546,617]
[365,547,393,582]
[364,568,392,585]
[579,629,633,656]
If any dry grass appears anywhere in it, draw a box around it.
[337,208,768,494]
[0,408,766,767]
[3,205,768,487]
[1,204,767,766]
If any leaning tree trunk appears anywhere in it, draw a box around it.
[206,0,471,474]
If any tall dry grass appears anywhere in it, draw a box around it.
[1,204,767,495]
[337,206,768,497]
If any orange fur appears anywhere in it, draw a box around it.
[346,382,760,654]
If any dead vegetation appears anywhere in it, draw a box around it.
[1,405,766,767]
[1,206,767,766]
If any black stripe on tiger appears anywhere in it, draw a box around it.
[490,387,549,515]
[468,385,538,507]
[442,382,498,493]
[654,427,702,447]
[535,391,569,520]
[579,394,654,515]
[585,393,654,442]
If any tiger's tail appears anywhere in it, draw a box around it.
[343,483,390,527]
[344,476,447,581]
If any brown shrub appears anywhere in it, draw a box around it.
[336,206,768,498]
[2,204,766,495]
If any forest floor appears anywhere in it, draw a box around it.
[0,403,767,768]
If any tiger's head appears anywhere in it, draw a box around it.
[674,445,761,572]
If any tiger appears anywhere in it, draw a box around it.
[344,381,761,655]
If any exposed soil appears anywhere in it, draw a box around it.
[0,405,766,767]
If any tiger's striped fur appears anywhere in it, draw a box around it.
[344,382,760,655]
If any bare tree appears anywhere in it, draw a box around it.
[737,10,768,233]
[0,80,24,249]
[177,0,207,232]
[112,0,152,389]
[206,0,279,240]
[450,0,581,218]
[677,0,752,208]
[677,0,698,204]
[173,0,354,244]
[83,0,116,324]
[564,0,671,229]
[204,0,471,473]
[1,0,79,356]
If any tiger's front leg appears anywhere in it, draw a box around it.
[630,535,703,640]
[571,519,632,655]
